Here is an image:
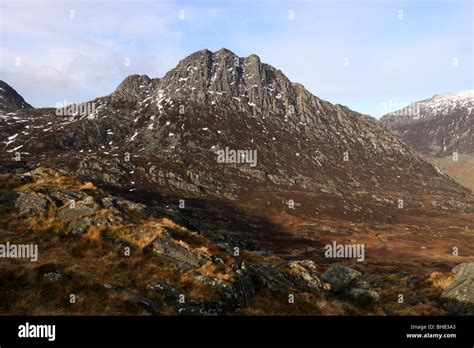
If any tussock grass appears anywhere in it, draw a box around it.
[0,166,458,315]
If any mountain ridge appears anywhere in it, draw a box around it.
[380,90,474,190]
[0,49,472,227]
[1,50,474,315]
[0,80,33,112]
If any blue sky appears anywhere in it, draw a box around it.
[0,0,472,117]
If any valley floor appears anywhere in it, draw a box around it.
[0,166,473,315]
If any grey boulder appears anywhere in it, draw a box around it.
[321,264,361,293]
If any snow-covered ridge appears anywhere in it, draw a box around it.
[431,90,474,100]
[383,90,474,120]
[413,90,474,117]
[417,90,474,110]
[380,90,474,156]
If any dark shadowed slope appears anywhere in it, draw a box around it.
[0,80,33,112]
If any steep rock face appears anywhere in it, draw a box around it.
[0,81,33,112]
[112,74,154,102]
[380,91,474,157]
[0,49,472,227]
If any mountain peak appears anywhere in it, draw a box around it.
[185,48,212,60]
[214,47,237,56]
[113,74,153,102]
[1,53,473,285]
[112,48,319,123]
[245,53,261,64]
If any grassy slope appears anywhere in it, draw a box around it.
[0,167,458,315]
[428,155,474,192]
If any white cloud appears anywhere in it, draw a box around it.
[0,0,471,115]
[28,66,70,88]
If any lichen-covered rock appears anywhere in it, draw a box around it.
[42,187,88,202]
[152,237,209,267]
[115,198,148,217]
[441,263,474,314]
[321,264,361,293]
[67,217,92,235]
[347,288,380,305]
[285,260,322,291]
[191,264,255,311]
[0,191,47,217]
[101,196,116,209]
[352,279,371,290]
[248,263,293,294]
[57,206,95,222]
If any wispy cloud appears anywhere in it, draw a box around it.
[1,0,472,116]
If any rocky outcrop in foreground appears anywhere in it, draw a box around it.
[441,263,474,315]
[0,165,466,315]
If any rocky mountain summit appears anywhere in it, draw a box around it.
[1,50,472,226]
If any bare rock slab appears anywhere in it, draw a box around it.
[441,263,474,314]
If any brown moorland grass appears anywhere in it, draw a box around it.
[0,167,462,315]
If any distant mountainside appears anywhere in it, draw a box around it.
[0,80,33,112]
[380,91,474,190]
[380,91,474,156]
